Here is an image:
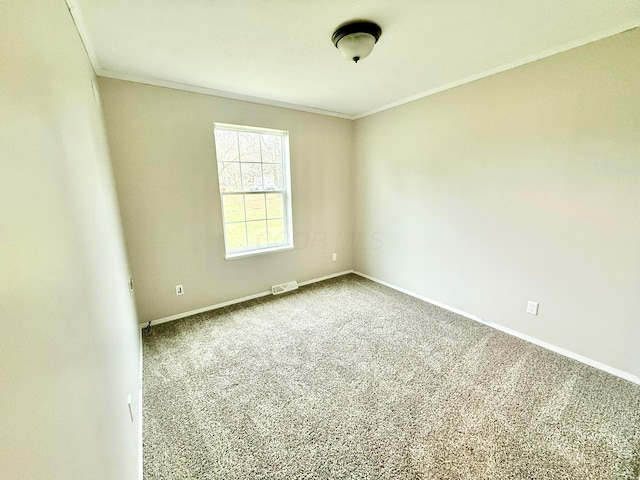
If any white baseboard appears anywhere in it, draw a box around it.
[298,269,354,287]
[141,270,354,329]
[140,268,639,386]
[353,271,640,386]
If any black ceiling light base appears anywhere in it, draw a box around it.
[331,21,382,63]
[331,21,382,48]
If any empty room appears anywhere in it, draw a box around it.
[2,1,640,479]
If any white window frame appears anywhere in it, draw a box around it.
[214,122,294,259]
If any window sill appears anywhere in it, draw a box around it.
[225,244,294,260]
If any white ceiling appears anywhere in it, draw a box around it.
[71,0,640,118]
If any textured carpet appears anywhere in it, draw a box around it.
[143,274,640,479]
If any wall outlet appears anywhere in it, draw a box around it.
[332,253,337,261]
[527,301,539,315]
[175,285,184,296]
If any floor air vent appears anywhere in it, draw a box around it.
[271,280,299,295]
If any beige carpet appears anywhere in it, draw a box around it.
[143,274,640,479]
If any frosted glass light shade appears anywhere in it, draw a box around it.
[332,21,382,63]
[336,32,376,62]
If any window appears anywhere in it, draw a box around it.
[214,123,293,258]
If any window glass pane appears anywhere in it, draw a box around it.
[218,162,242,192]
[265,193,283,219]
[241,163,263,191]
[214,130,239,162]
[238,132,261,163]
[260,134,282,163]
[225,223,247,250]
[247,220,267,246]
[267,219,284,244]
[214,124,292,257]
[222,195,245,222]
[262,163,283,190]
[245,194,266,221]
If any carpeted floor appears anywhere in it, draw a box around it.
[143,274,640,479]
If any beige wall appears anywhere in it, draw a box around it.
[354,29,640,378]
[99,78,354,322]
[0,2,140,479]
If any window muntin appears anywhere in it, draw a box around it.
[214,123,293,258]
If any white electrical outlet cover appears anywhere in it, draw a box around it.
[527,301,539,315]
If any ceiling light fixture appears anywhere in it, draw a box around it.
[332,21,382,63]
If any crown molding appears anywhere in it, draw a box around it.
[65,0,100,73]
[66,0,638,122]
[354,22,640,119]
[95,69,356,120]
